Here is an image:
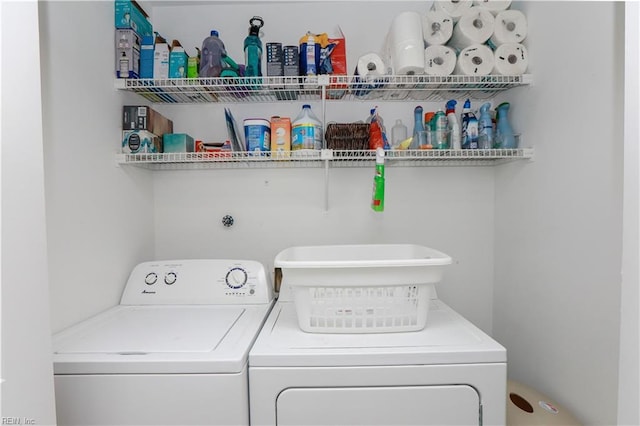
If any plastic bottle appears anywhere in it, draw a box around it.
[478,102,494,149]
[199,30,226,77]
[461,99,479,149]
[495,102,517,148]
[446,100,461,150]
[299,32,322,76]
[118,51,129,78]
[291,104,323,152]
[391,119,408,149]
[431,109,448,149]
[412,106,426,149]
[244,16,264,78]
[371,148,385,212]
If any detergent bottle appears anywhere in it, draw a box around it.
[244,16,264,79]
[495,102,517,148]
[446,100,461,149]
[292,104,323,151]
[461,99,479,149]
[478,102,494,149]
[199,30,226,77]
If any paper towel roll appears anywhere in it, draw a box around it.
[353,52,388,97]
[449,6,495,49]
[490,10,528,46]
[433,0,473,23]
[424,45,457,76]
[493,43,528,75]
[455,44,495,75]
[388,11,425,75]
[473,0,512,15]
[422,11,454,46]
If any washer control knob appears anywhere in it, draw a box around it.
[164,272,177,285]
[144,272,157,285]
[226,267,248,289]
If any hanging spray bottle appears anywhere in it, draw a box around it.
[371,148,385,212]
[244,16,264,81]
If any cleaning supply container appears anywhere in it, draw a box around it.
[274,244,452,334]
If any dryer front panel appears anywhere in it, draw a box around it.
[276,385,480,425]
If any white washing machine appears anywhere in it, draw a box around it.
[53,259,274,426]
[249,246,507,426]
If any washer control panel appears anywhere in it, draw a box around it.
[120,259,273,305]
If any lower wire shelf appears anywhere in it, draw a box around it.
[115,148,534,170]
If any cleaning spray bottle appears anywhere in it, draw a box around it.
[371,147,385,212]
[478,102,494,149]
[412,106,425,149]
[244,16,264,79]
[461,99,479,149]
[446,100,461,150]
[495,102,517,148]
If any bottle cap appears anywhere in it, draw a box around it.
[211,30,219,36]
[376,147,385,164]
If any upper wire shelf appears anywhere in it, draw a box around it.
[116,148,534,170]
[115,74,532,104]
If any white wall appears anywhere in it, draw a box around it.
[1,1,56,423]
[493,2,624,425]
[39,1,156,332]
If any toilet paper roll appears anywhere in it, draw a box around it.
[473,0,512,15]
[490,10,528,46]
[353,52,388,97]
[422,11,454,46]
[449,6,495,50]
[493,43,529,75]
[432,0,473,23]
[455,44,495,76]
[388,11,425,75]
[424,45,457,76]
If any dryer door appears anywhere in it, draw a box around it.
[276,385,481,425]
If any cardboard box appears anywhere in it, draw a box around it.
[153,34,170,79]
[140,35,154,78]
[115,29,141,78]
[122,130,162,153]
[326,25,347,98]
[122,106,173,136]
[270,116,291,157]
[114,0,153,37]
[169,40,188,78]
[163,133,195,153]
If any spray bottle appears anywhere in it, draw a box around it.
[478,102,494,149]
[412,106,425,149]
[446,100,461,150]
[244,16,264,78]
[371,147,385,212]
[495,102,517,148]
[461,99,479,149]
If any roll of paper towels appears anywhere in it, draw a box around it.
[353,52,388,96]
[490,10,528,46]
[424,45,457,76]
[473,0,512,15]
[422,11,454,46]
[388,11,425,75]
[493,43,529,75]
[449,6,495,49]
[433,0,473,23]
[455,44,495,75]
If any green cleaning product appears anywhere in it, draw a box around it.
[371,148,385,212]
[244,16,264,79]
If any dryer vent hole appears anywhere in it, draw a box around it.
[510,392,534,413]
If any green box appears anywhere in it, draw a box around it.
[163,133,194,153]
[114,0,153,37]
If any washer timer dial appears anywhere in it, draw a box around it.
[226,267,248,289]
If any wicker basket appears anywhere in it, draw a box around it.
[325,123,370,150]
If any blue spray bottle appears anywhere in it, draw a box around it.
[478,102,493,149]
[495,102,517,148]
[244,16,264,78]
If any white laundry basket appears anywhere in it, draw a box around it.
[275,244,452,333]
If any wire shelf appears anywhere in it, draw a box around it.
[115,74,532,104]
[116,148,534,170]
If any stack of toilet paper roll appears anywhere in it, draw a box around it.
[428,0,529,75]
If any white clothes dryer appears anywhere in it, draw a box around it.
[53,259,274,426]
[249,285,506,426]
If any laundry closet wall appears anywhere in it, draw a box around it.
[38,1,624,425]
